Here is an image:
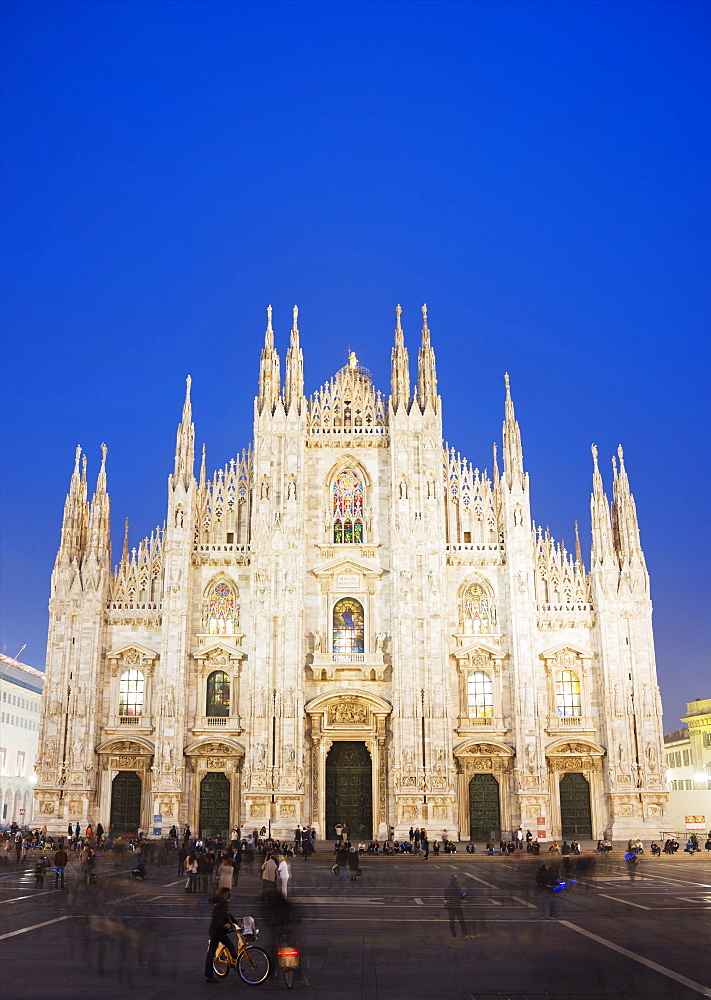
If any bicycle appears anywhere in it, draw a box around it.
[211,923,271,984]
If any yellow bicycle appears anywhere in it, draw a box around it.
[211,923,271,984]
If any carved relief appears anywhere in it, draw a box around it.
[328,699,368,726]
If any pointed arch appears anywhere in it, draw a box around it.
[327,457,370,544]
[203,573,240,635]
[458,575,496,635]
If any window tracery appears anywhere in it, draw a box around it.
[555,670,581,717]
[118,670,145,717]
[207,582,236,635]
[332,597,364,654]
[206,670,230,717]
[461,582,494,634]
[332,469,364,544]
[467,671,493,718]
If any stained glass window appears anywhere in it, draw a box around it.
[462,583,493,635]
[467,671,493,718]
[333,469,364,544]
[206,670,230,717]
[332,597,365,654]
[208,583,235,635]
[119,670,144,717]
[555,670,581,717]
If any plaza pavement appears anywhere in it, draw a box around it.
[1,844,710,1000]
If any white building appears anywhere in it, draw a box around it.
[664,699,711,837]
[0,653,44,827]
[36,305,668,841]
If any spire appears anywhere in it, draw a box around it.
[199,444,206,490]
[55,445,89,568]
[284,304,304,414]
[611,444,644,565]
[492,442,500,488]
[502,373,524,486]
[416,304,438,412]
[85,444,111,576]
[590,444,614,564]
[121,517,129,567]
[390,304,411,413]
[574,519,583,566]
[173,376,195,486]
[257,304,281,414]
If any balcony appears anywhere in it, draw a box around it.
[456,715,507,736]
[105,715,154,733]
[545,714,596,734]
[192,716,242,734]
[310,651,386,681]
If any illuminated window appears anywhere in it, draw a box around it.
[119,670,145,717]
[332,598,364,654]
[467,671,493,718]
[206,670,230,717]
[208,583,235,636]
[461,583,493,635]
[555,670,581,717]
[333,469,364,544]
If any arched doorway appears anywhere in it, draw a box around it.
[110,771,142,833]
[559,772,592,838]
[469,773,501,839]
[200,772,230,838]
[326,741,372,839]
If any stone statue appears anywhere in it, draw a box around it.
[313,630,322,652]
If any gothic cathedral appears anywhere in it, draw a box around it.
[36,305,668,841]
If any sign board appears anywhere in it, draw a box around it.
[153,814,163,824]
[685,815,706,830]
[19,809,25,815]
[337,573,360,590]
[536,815,546,841]
[153,827,162,837]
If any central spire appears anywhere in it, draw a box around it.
[257,304,281,414]
[416,303,438,412]
[502,373,524,486]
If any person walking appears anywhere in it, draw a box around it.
[336,843,349,881]
[216,857,233,894]
[276,854,290,898]
[204,888,238,983]
[421,829,430,860]
[347,847,360,881]
[185,852,199,893]
[444,876,470,939]
[261,853,277,900]
[561,841,571,872]
[54,846,68,889]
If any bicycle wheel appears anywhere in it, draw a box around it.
[237,946,270,984]
[285,969,295,989]
[212,943,231,978]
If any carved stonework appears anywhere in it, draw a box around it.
[328,699,368,726]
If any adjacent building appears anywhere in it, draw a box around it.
[0,653,44,827]
[664,698,711,836]
[36,305,668,841]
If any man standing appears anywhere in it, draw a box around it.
[261,853,277,900]
[421,830,429,860]
[336,843,349,881]
[444,876,470,939]
[54,846,68,889]
[516,826,524,850]
[204,888,238,983]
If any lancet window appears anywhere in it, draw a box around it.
[206,670,230,717]
[467,670,493,718]
[461,583,494,635]
[555,670,581,717]
[208,582,236,636]
[333,469,364,544]
[118,670,145,718]
[332,597,365,654]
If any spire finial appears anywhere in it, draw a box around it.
[591,443,599,471]
[504,371,511,396]
[292,304,298,331]
[396,304,402,331]
[348,350,358,369]
[617,443,625,469]
[574,519,583,565]
[185,374,192,393]
[100,442,107,466]
[266,304,273,331]
[74,445,82,474]
[421,303,429,331]
[122,517,129,566]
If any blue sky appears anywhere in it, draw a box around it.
[1,0,709,731]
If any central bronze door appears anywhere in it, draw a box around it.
[326,741,372,839]
[110,771,142,834]
[469,773,501,840]
[199,772,230,838]
[559,772,592,838]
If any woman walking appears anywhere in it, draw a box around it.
[276,854,290,898]
[348,847,360,881]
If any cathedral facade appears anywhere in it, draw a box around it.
[36,305,668,841]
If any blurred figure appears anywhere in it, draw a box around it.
[444,876,470,939]
[204,888,237,983]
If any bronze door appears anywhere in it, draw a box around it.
[199,772,230,838]
[559,772,592,838]
[326,741,372,839]
[110,771,142,833]
[469,773,501,840]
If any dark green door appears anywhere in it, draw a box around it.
[326,741,372,839]
[559,772,592,838]
[110,771,141,833]
[200,772,230,838]
[469,773,500,839]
